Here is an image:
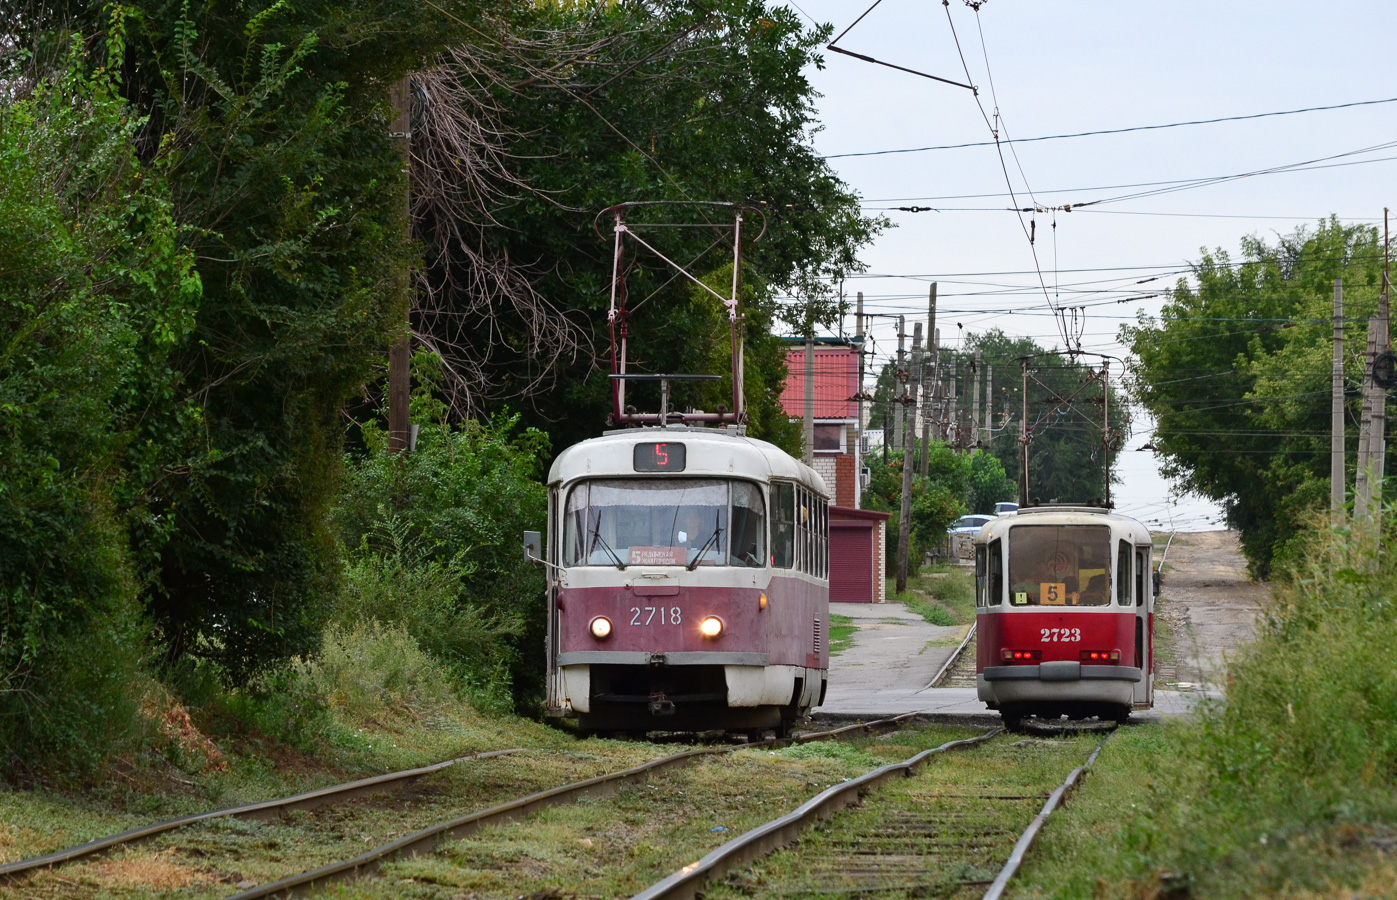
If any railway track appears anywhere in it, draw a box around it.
[640,727,1112,900]
[1,715,923,898]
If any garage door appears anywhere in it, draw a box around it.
[830,524,874,603]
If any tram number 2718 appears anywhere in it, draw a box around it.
[630,606,682,626]
[1041,627,1081,643]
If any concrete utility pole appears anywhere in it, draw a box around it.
[1355,212,1392,526]
[948,357,958,450]
[894,316,906,452]
[971,351,982,448]
[1332,279,1346,523]
[896,322,922,594]
[922,326,940,477]
[856,292,866,488]
[803,331,815,466]
[984,362,994,438]
[387,77,413,455]
[919,284,937,475]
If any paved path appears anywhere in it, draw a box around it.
[1157,530,1268,687]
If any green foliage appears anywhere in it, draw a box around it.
[0,53,197,773]
[453,0,885,451]
[1125,220,1387,576]
[862,445,1012,574]
[305,621,458,728]
[334,385,549,714]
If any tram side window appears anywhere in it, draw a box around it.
[819,498,829,578]
[1116,540,1131,605]
[988,540,1003,605]
[975,546,987,607]
[1135,548,1148,607]
[772,483,795,568]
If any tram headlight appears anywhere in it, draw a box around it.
[699,616,724,639]
[589,616,613,639]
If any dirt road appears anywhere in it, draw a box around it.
[1155,530,1270,688]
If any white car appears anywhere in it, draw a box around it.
[949,514,994,535]
[993,501,1019,516]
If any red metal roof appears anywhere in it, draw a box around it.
[781,345,860,420]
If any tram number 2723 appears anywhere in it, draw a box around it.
[630,606,683,627]
[1041,627,1081,643]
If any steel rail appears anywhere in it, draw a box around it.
[225,714,922,900]
[628,729,1001,900]
[979,730,1115,900]
[0,749,524,883]
[926,621,977,688]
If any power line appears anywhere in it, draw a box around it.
[823,95,1397,159]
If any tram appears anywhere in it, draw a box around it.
[539,426,830,737]
[972,506,1155,727]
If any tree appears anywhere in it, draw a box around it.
[0,54,200,769]
[420,1,886,452]
[16,0,501,679]
[1125,220,1388,576]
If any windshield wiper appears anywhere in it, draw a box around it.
[687,523,723,571]
[588,517,626,570]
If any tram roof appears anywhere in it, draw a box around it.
[974,506,1151,544]
[548,426,829,496]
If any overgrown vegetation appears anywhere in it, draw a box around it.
[1014,516,1397,898]
[1126,220,1390,577]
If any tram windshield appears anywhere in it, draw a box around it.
[563,479,766,568]
[1006,524,1112,607]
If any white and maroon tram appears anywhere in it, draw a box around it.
[973,506,1155,726]
[541,427,830,737]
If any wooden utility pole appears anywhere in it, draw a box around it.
[387,77,413,454]
[896,322,922,594]
[894,316,906,452]
[1332,278,1346,523]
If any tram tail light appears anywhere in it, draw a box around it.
[1000,649,1041,663]
[1080,650,1121,664]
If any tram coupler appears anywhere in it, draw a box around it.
[648,693,676,716]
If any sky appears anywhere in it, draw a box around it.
[776,0,1396,531]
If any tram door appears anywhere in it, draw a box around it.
[1133,546,1154,708]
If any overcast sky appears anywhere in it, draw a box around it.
[780,0,1395,530]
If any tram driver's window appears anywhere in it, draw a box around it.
[772,483,795,568]
[975,546,987,607]
[1116,540,1131,605]
[729,482,766,568]
[988,540,1003,605]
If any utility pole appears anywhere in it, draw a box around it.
[984,362,993,441]
[894,316,906,452]
[921,327,940,478]
[896,322,922,594]
[948,357,958,451]
[856,292,865,504]
[1102,360,1111,509]
[1020,360,1030,507]
[971,351,982,449]
[803,329,815,466]
[387,77,413,455]
[919,284,937,475]
[1332,278,1346,523]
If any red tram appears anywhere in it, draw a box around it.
[540,427,830,737]
[973,506,1155,727]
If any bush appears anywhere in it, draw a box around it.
[334,386,549,714]
[306,621,457,728]
[0,52,197,776]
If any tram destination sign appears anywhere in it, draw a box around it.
[634,442,686,472]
